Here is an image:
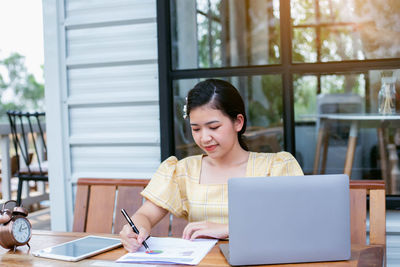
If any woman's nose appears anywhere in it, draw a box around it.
[200,131,212,143]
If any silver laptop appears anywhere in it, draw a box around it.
[220,174,351,266]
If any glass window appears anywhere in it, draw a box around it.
[291,0,315,26]
[291,0,400,62]
[166,0,400,199]
[171,0,281,69]
[320,26,364,62]
[292,27,317,63]
[294,70,400,194]
[173,75,284,158]
[294,73,366,176]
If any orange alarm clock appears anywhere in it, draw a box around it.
[0,200,32,251]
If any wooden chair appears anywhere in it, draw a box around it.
[73,178,386,263]
[350,180,386,264]
[72,178,187,236]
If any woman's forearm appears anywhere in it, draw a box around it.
[132,212,153,234]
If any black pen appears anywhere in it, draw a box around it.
[121,208,150,252]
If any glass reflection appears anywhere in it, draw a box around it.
[294,70,400,195]
[292,28,317,63]
[171,0,281,69]
[294,73,367,178]
[320,26,364,61]
[291,0,400,62]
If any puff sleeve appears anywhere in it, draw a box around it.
[141,156,186,218]
[270,151,304,176]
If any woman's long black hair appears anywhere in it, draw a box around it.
[186,79,248,151]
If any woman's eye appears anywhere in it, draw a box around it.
[192,128,200,132]
[210,126,220,130]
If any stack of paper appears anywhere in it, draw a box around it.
[116,237,218,265]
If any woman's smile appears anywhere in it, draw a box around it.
[204,144,218,152]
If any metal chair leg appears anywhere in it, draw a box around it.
[17,179,23,206]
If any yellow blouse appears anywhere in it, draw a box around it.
[141,151,303,224]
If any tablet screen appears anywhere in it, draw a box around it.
[33,236,122,261]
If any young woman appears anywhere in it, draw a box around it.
[120,79,303,252]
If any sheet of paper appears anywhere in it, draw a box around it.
[116,237,218,265]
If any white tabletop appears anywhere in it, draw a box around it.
[317,113,400,121]
[301,113,400,121]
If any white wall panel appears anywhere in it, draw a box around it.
[67,23,157,65]
[69,105,160,144]
[43,0,71,231]
[43,0,160,231]
[70,145,160,180]
[66,0,156,25]
[68,64,158,104]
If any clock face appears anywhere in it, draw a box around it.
[11,217,31,244]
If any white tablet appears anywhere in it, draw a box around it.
[32,235,122,262]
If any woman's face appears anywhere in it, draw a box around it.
[189,104,244,159]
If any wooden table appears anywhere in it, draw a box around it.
[0,231,384,266]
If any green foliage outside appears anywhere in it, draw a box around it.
[248,75,282,127]
[0,53,44,121]
[197,1,222,68]
[293,75,317,121]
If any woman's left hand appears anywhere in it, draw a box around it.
[182,221,228,240]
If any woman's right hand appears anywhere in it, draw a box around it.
[119,201,168,252]
[119,224,150,252]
